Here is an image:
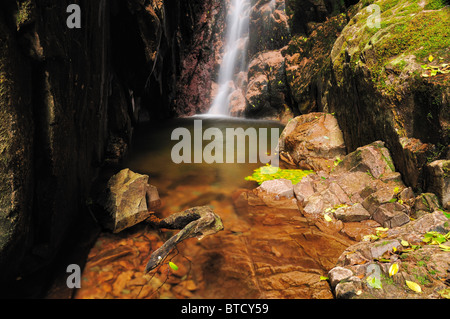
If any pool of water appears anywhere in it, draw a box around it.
[75,116,298,299]
[74,115,363,299]
[125,116,285,198]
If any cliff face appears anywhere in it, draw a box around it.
[0,0,223,283]
[1,0,116,281]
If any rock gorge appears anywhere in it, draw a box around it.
[0,0,449,298]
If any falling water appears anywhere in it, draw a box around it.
[208,0,251,115]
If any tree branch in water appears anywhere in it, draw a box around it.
[145,206,223,272]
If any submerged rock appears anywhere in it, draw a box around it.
[100,168,161,233]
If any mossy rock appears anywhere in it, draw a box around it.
[331,0,450,92]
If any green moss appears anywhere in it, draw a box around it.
[424,0,447,10]
[443,162,450,178]
[362,0,376,6]
[376,9,450,61]
[245,164,314,185]
[15,0,33,31]
[380,0,401,11]
[333,0,450,93]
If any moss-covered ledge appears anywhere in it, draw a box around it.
[327,0,449,191]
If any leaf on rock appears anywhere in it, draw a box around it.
[405,280,422,293]
[438,288,450,299]
[389,263,399,277]
[366,276,382,289]
[169,261,179,271]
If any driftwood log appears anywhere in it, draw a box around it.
[145,206,224,272]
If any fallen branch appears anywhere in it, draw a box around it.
[145,206,224,272]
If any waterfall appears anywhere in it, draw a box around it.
[208,0,251,115]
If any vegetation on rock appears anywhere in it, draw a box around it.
[245,164,314,185]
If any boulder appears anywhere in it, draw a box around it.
[425,160,450,210]
[328,266,353,288]
[293,175,316,204]
[333,141,396,179]
[373,203,410,229]
[100,168,161,233]
[334,203,371,222]
[258,179,294,198]
[278,113,346,173]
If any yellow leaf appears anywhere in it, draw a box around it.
[389,263,399,277]
[428,54,434,62]
[401,239,409,247]
[438,288,450,299]
[324,214,332,222]
[405,280,422,293]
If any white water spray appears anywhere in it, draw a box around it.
[208,0,251,115]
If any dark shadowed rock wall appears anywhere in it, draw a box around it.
[0,0,222,285]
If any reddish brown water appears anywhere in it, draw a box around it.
[74,117,357,299]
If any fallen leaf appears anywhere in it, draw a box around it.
[389,263,399,277]
[438,288,450,299]
[428,54,434,62]
[405,280,421,293]
[324,214,332,222]
[169,261,179,271]
[319,276,329,281]
[367,276,382,289]
[401,239,409,247]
